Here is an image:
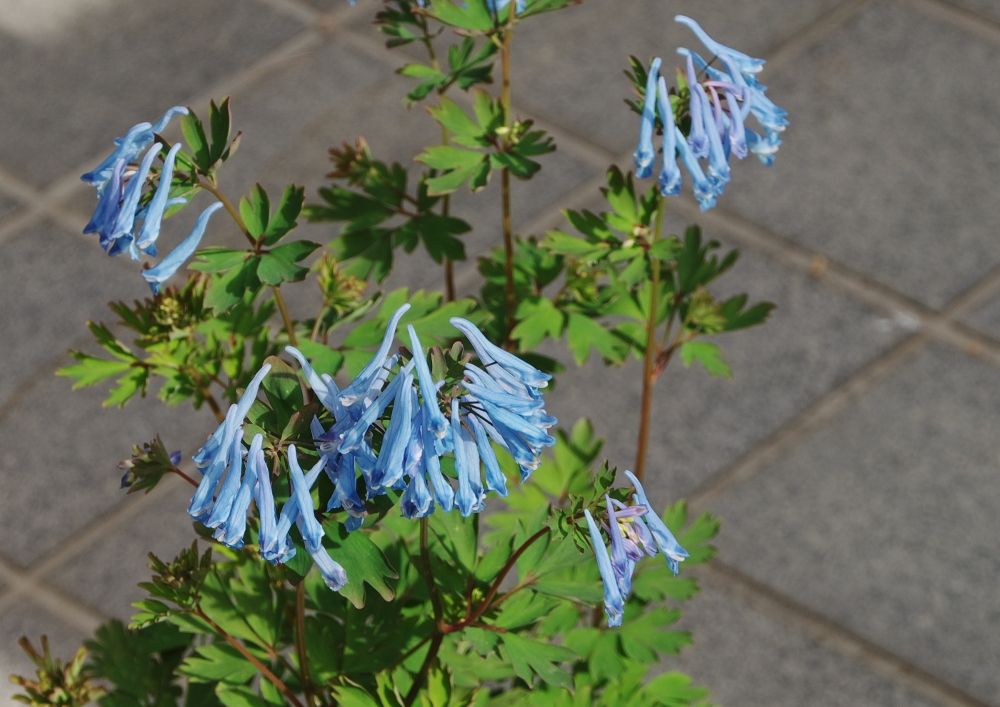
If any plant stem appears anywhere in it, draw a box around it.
[419,518,444,624]
[198,178,299,346]
[294,582,317,706]
[196,609,305,707]
[170,466,198,487]
[634,198,665,482]
[499,24,516,346]
[402,633,443,707]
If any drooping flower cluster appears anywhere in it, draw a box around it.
[81,106,222,294]
[585,471,688,626]
[634,15,787,211]
[186,303,556,591]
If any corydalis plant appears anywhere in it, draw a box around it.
[17,3,786,706]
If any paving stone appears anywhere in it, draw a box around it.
[673,582,944,707]
[963,294,1000,342]
[49,478,198,620]
[0,189,22,222]
[0,372,213,568]
[510,0,841,155]
[0,599,89,704]
[0,0,304,188]
[709,343,1000,704]
[947,0,1000,24]
[724,1,1000,309]
[544,205,904,499]
[0,219,169,407]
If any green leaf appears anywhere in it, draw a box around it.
[180,114,211,171]
[499,633,575,687]
[417,145,484,171]
[57,355,132,388]
[565,313,627,365]
[679,341,732,378]
[239,184,270,239]
[208,98,232,165]
[511,298,564,349]
[215,683,273,707]
[190,247,249,274]
[181,643,257,684]
[324,524,399,609]
[262,185,305,246]
[205,258,260,311]
[428,98,481,140]
[427,0,494,31]
[257,240,319,286]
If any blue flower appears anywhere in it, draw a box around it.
[624,471,688,574]
[189,363,271,523]
[584,473,689,626]
[584,509,625,627]
[134,142,183,256]
[655,76,682,196]
[81,106,188,189]
[634,56,662,179]
[674,15,765,76]
[632,17,786,211]
[142,202,224,294]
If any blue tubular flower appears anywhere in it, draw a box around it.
[189,363,271,521]
[724,90,748,159]
[338,303,411,406]
[401,462,434,519]
[309,545,348,591]
[339,360,415,453]
[624,471,688,574]
[252,441,278,552]
[655,77,682,196]
[143,201,224,294]
[204,433,245,530]
[634,57,662,179]
[605,495,636,597]
[469,416,507,496]
[83,159,125,239]
[421,416,455,512]
[288,445,325,552]
[326,453,366,517]
[584,509,625,627]
[684,54,709,158]
[215,434,262,548]
[81,106,188,188]
[103,142,162,256]
[746,128,781,166]
[285,346,343,415]
[407,325,449,439]
[450,318,551,388]
[452,399,483,517]
[675,15,765,76]
[701,86,730,189]
[372,371,415,491]
[674,126,717,211]
[134,142,182,255]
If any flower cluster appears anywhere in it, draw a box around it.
[585,471,688,626]
[634,15,787,211]
[81,106,222,294]
[187,304,555,591]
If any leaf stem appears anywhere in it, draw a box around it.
[198,178,299,346]
[634,197,665,481]
[195,609,305,707]
[294,581,317,706]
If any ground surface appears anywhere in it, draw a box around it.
[1,1,998,705]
